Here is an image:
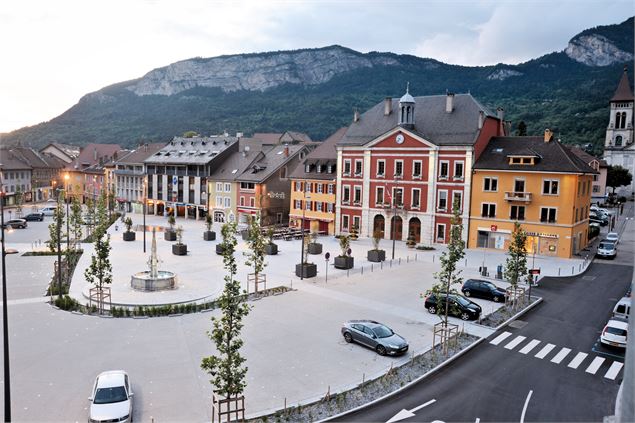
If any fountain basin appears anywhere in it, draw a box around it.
[131,270,177,291]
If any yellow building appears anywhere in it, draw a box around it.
[468,131,596,258]
[289,127,346,235]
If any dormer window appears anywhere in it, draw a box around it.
[305,163,311,173]
[508,156,537,165]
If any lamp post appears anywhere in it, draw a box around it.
[300,193,311,281]
[142,177,147,253]
[64,173,70,252]
[56,188,63,301]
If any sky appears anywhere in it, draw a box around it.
[0,0,631,133]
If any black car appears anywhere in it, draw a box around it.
[341,320,409,356]
[24,212,45,222]
[424,293,482,320]
[462,279,506,302]
[2,219,27,229]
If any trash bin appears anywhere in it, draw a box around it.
[480,266,488,277]
[496,264,503,279]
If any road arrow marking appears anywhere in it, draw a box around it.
[386,399,436,423]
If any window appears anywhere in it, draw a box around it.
[540,207,557,223]
[327,203,334,213]
[436,224,446,242]
[575,208,579,222]
[452,191,462,212]
[295,200,302,209]
[317,183,323,194]
[483,177,498,192]
[240,196,245,206]
[343,160,351,176]
[224,197,231,207]
[342,186,350,204]
[353,186,362,204]
[342,215,350,230]
[376,187,385,206]
[354,160,363,176]
[224,183,231,192]
[412,188,421,208]
[216,182,223,192]
[615,135,623,146]
[592,185,600,193]
[454,162,464,179]
[439,161,449,179]
[438,190,448,211]
[413,161,422,178]
[216,196,223,207]
[481,203,496,218]
[377,160,385,177]
[327,184,334,194]
[510,205,525,220]
[353,216,360,231]
[393,187,404,207]
[306,200,312,211]
[296,181,303,192]
[394,160,403,178]
[250,197,255,207]
[543,179,559,195]
[577,181,581,197]
[316,202,323,212]
[240,182,255,190]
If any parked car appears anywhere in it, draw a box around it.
[24,212,44,222]
[600,317,628,348]
[612,297,631,320]
[341,320,409,356]
[89,370,133,423]
[2,219,27,229]
[40,206,57,216]
[589,212,608,226]
[462,279,507,302]
[606,232,620,245]
[424,293,482,320]
[596,241,617,259]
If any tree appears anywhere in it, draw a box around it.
[14,186,23,217]
[85,197,95,236]
[244,214,267,292]
[47,201,65,253]
[504,222,528,308]
[606,165,633,194]
[427,198,465,325]
[83,225,113,313]
[69,197,83,245]
[96,191,109,232]
[201,222,250,402]
[515,121,527,136]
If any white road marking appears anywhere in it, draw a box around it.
[411,399,436,413]
[475,419,480,423]
[519,339,541,355]
[550,347,571,364]
[604,362,624,380]
[504,336,527,350]
[567,352,588,369]
[585,357,605,374]
[386,399,436,423]
[489,331,513,345]
[520,390,533,423]
[534,343,555,359]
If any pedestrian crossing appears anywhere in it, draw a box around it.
[489,331,624,380]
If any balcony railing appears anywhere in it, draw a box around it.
[504,191,532,202]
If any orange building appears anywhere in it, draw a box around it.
[468,130,596,258]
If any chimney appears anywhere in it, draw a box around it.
[353,108,360,123]
[445,92,454,113]
[283,144,289,158]
[384,98,392,116]
[478,110,485,129]
[496,107,504,121]
[236,132,243,138]
[93,147,97,161]
[544,128,553,143]
[144,144,148,152]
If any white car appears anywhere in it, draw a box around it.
[600,318,628,348]
[39,206,57,216]
[606,232,619,245]
[596,241,617,259]
[89,370,133,423]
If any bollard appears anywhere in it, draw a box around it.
[558,268,561,276]
[415,253,418,261]
[407,256,409,263]
[579,263,582,271]
[361,266,364,275]
[433,254,435,263]
[371,263,374,272]
[284,397,287,412]
[572,266,574,274]
[465,259,468,267]
[381,261,383,270]
[390,259,392,268]
[399,257,401,265]
[347,269,350,277]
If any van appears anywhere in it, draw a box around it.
[612,297,631,320]
[39,206,57,216]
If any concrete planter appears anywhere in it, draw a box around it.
[172,244,187,256]
[241,230,251,241]
[295,263,317,278]
[334,256,354,269]
[203,231,216,241]
[215,244,225,255]
[367,249,385,262]
[123,231,136,241]
[164,230,177,241]
[265,243,278,255]
[307,243,323,255]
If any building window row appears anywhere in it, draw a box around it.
[295,181,335,194]
[295,200,335,213]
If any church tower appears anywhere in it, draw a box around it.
[398,83,415,129]
[605,66,634,148]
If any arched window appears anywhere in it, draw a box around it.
[615,135,623,146]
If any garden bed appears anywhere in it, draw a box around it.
[478,296,541,328]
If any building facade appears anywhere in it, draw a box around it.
[468,131,596,258]
[114,143,166,213]
[570,147,608,203]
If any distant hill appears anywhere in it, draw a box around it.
[3,17,633,156]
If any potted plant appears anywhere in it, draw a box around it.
[295,234,317,278]
[164,214,177,241]
[406,231,416,248]
[367,229,385,262]
[203,214,216,241]
[123,217,136,241]
[172,226,187,255]
[215,243,226,255]
[264,227,278,255]
[350,224,359,240]
[307,231,322,254]
[334,235,354,269]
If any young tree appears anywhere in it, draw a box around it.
[201,222,251,404]
[85,197,95,237]
[47,201,65,253]
[244,214,267,292]
[96,191,109,232]
[14,186,23,217]
[606,165,633,194]
[427,198,465,325]
[504,222,528,307]
[83,226,112,313]
[69,197,83,245]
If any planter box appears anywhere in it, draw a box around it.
[295,263,317,278]
[334,256,354,269]
[164,230,177,241]
[265,243,278,255]
[172,244,187,256]
[307,243,323,255]
[215,244,225,255]
[203,231,216,241]
[123,231,136,241]
[367,249,385,262]
[241,230,251,241]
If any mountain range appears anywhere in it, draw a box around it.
[3,17,633,155]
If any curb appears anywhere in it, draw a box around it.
[471,296,544,332]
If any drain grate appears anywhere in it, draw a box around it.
[582,276,597,281]
[508,320,528,329]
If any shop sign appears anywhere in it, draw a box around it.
[268,192,286,199]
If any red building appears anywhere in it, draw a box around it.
[335,89,505,245]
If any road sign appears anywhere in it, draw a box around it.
[491,225,497,232]
[530,268,541,275]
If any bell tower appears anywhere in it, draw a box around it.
[605,66,634,148]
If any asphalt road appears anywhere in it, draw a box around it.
[337,209,634,423]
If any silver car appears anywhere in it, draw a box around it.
[341,320,408,356]
[89,370,133,423]
[596,240,617,259]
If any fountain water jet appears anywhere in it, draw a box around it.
[131,228,177,291]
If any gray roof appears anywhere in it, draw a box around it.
[0,149,32,170]
[289,126,346,180]
[116,143,167,165]
[209,139,266,182]
[474,137,597,174]
[339,94,495,146]
[145,136,238,165]
[237,143,313,183]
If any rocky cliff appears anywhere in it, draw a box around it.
[565,34,633,66]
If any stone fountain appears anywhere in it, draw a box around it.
[131,228,177,291]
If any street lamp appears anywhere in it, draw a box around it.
[300,193,311,281]
[56,188,63,302]
[142,177,147,253]
[64,173,70,252]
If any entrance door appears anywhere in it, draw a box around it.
[390,216,403,240]
[373,214,385,237]
[408,217,421,243]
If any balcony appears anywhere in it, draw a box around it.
[504,191,532,202]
